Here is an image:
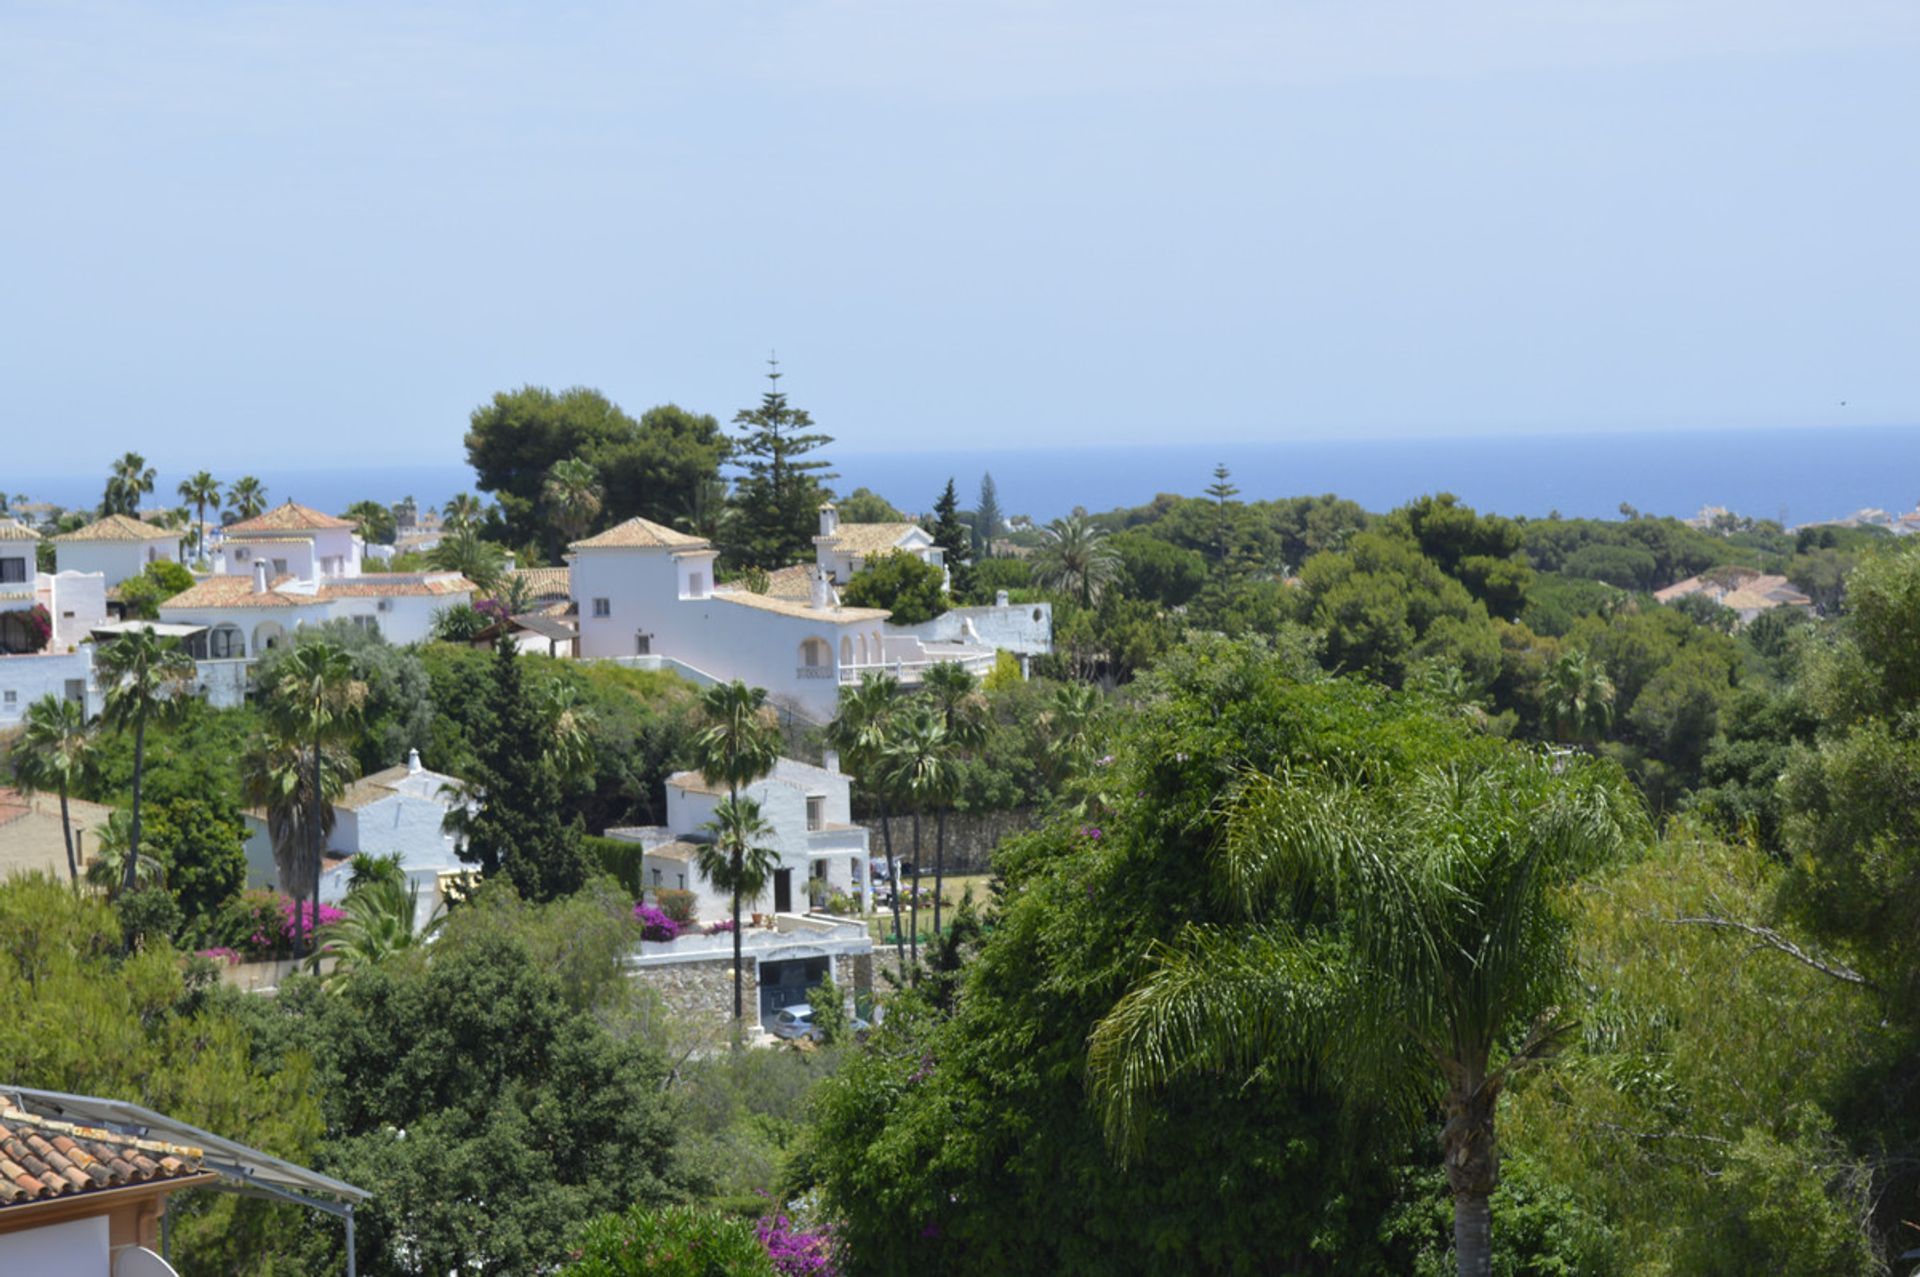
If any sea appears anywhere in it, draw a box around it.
[11,424,1918,529]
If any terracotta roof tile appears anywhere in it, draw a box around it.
[0,519,39,542]
[54,514,178,543]
[160,575,313,610]
[225,501,354,534]
[509,566,571,599]
[0,1100,208,1207]
[709,591,889,623]
[570,517,708,551]
[818,522,927,558]
[759,565,816,601]
[161,573,471,610]
[321,575,472,599]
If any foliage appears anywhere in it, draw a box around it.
[318,876,439,989]
[95,627,198,900]
[801,638,1485,1276]
[1031,512,1120,606]
[253,620,434,774]
[426,525,507,592]
[930,479,974,601]
[117,559,196,619]
[224,475,269,522]
[839,550,949,625]
[1389,493,1532,619]
[102,450,156,516]
[458,639,590,902]
[635,902,683,941]
[658,887,698,923]
[10,692,93,884]
[562,1204,778,1277]
[1295,528,1495,689]
[342,498,397,545]
[465,385,729,561]
[966,555,1032,604]
[140,795,248,939]
[728,364,836,567]
[431,601,491,641]
[306,891,679,1274]
[1107,530,1208,608]
[835,487,904,523]
[543,455,605,546]
[806,977,849,1045]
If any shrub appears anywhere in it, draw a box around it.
[705,918,737,937]
[20,603,51,652]
[116,887,182,951]
[634,903,680,942]
[756,1211,838,1276]
[563,1203,776,1277]
[657,888,698,924]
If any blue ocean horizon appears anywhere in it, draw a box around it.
[12,423,1917,530]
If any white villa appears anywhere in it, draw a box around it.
[159,502,473,688]
[568,508,1049,721]
[242,748,472,934]
[0,519,108,727]
[606,754,871,922]
[52,514,183,594]
[813,503,945,587]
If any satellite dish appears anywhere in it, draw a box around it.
[116,1247,181,1277]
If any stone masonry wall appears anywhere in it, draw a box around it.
[867,808,1041,876]
[640,956,738,1024]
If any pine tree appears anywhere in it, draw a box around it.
[459,639,588,902]
[931,478,974,602]
[974,472,1002,557]
[728,356,836,566]
[1203,462,1240,570]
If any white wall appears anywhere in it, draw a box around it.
[39,571,109,648]
[0,649,97,726]
[895,600,1053,656]
[58,537,182,589]
[663,760,866,917]
[227,539,315,581]
[0,1213,110,1273]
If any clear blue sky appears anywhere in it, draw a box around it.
[5,1,1918,478]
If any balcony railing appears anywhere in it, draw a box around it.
[836,652,997,684]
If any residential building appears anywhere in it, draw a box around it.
[212,500,366,582]
[0,787,114,883]
[241,748,471,933]
[568,515,1038,721]
[52,515,183,592]
[1654,567,1815,623]
[813,502,945,587]
[0,519,108,727]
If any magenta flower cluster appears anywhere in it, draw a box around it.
[1079,825,1104,840]
[195,946,242,966]
[755,1212,837,1276]
[280,897,346,944]
[704,918,737,936]
[634,903,681,942]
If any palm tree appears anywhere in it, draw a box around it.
[442,492,484,532]
[258,641,365,960]
[828,672,906,974]
[427,526,505,593]
[1032,512,1121,606]
[542,457,603,545]
[225,476,268,522]
[1545,650,1615,745]
[103,452,156,517]
[1088,752,1645,1277]
[94,628,196,904]
[881,705,953,977]
[177,471,221,562]
[319,875,441,990]
[242,732,353,948]
[12,694,94,885]
[696,796,779,1019]
[918,662,987,935]
[674,475,731,543]
[342,499,396,546]
[692,679,781,1038]
[85,811,163,897]
[533,679,596,775]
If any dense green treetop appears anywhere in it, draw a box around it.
[726,362,835,567]
[840,549,949,626]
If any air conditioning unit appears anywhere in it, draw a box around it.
[376,599,394,613]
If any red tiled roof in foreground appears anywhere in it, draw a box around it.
[0,1099,210,1206]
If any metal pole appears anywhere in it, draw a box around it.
[161,1202,171,1260]
[345,1205,356,1277]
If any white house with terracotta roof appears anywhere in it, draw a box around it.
[1654,567,1815,624]
[568,515,1004,721]
[0,519,108,727]
[813,503,946,587]
[51,515,183,591]
[212,500,367,581]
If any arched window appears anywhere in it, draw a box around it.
[209,624,245,659]
[840,635,853,665]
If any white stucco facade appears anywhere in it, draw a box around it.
[54,535,182,590]
[608,756,870,924]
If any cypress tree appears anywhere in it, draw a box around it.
[459,638,588,902]
[974,472,1002,557]
[931,478,975,602]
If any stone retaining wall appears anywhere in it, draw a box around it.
[865,808,1040,875]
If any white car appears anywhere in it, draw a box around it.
[769,1004,822,1041]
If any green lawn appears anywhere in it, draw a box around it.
[866,873,993,945]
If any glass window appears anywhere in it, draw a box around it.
[593,598,610,617]
[0,558,24,583]
[806,796,825,831]
[210,626,244,659]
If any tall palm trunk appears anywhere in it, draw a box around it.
[57,782,78,886]
[123,718,147,899]
[908,809,923,979]
[879,799,906,981]
[933,807,948,935]
[729,780,745,1049]
[1441,1074,1499,1277]
[300,737,322,961]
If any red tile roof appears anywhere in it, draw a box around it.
[54,514,179,543]
[225,501,354,534]
[0,1100,209,1207]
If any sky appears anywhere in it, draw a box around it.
[4,1,1919,481]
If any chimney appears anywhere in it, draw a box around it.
[253,561,271,594]
[407,748,422,775]
[995,589,1009,607]
[810,567,832,611]
[823,748,841,775]
[503,551,516,574]
[818,502,838,537]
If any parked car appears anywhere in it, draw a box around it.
[769,1004,822,1041]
